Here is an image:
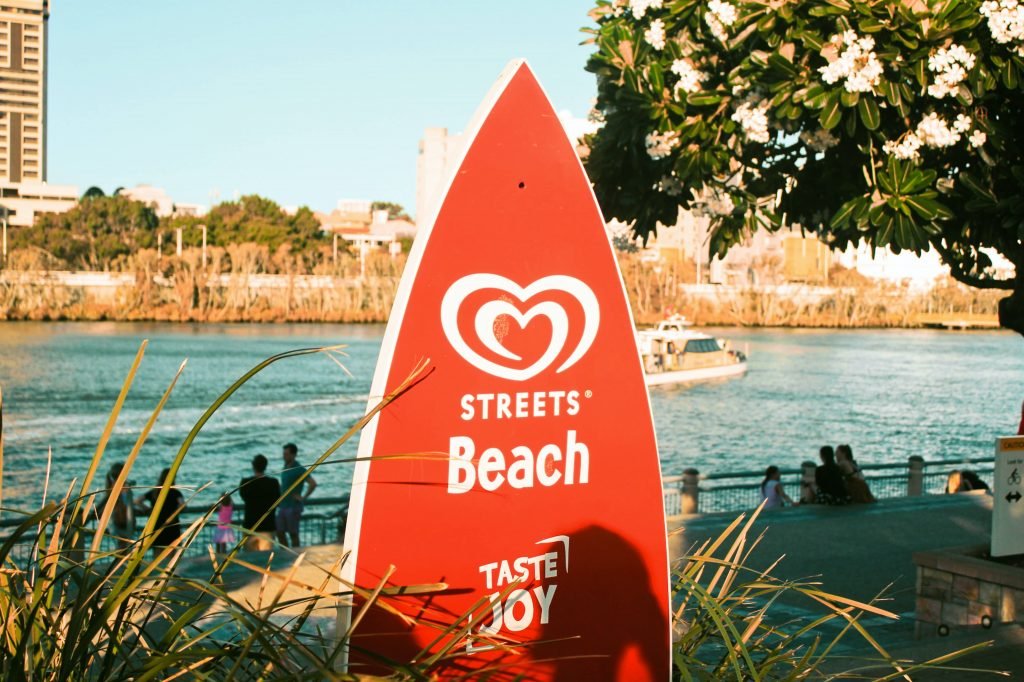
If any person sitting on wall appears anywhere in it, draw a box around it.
[946,469,991,494]
[814,446,851,506]
[836,444,875,504]
[761,466,795,509]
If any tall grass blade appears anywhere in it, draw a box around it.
[91,359,187,553]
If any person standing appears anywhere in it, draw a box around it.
[136,467,185,554]
[239,454,280,550]
[278,443,317,548]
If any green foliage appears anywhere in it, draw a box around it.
[370,201,411,221]
[166,195,327,253]
[81,186,106,199]
[11,194,331,270]
[584,0,1024,296]
[11,195,159,269]
[0,344,442,680]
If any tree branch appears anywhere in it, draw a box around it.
[934,242,1016,290]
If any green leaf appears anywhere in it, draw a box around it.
[649,61,664,93]
[857,97,880,130]
[905,195,946,220]
[686,92,723,106]
[768,53,798,78]
[1003,63,1019,89]
[900,169,936,194]
[805,84,830,109]
[819,92,843,129]
[840,90,860,107]
[830,196,867,228]
[914,59,928,89]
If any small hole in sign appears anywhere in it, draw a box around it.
[518,181,526,189]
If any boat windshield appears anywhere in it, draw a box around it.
[683,339,722,353]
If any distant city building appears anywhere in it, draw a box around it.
[0,0,47,184]
[415,115,593,224]
[316,200,416,253]
[118,184,205,218]
[0,178,76,226]
[416,128,464,224]
[0,2,77,227]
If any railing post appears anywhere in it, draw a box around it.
[801,460,817,504]
[681,468,700,514]
[908,455,925,496]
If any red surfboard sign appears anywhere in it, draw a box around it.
[342,60,670,680]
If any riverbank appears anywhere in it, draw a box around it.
[0,247,1005,327]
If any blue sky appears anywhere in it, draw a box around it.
[48,1,598,218]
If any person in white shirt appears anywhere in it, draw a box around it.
[761,465,795,509]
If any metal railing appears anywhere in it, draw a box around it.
[662,456,995,516]
[0,457,997,561]
[0,496,349,563]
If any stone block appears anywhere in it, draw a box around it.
[919,568,953,598]
[941,601,968,625]
[979,580,1001,608]
[951,574,980,602]
[916,596,942,624]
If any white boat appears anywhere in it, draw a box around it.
[638,316,748,387]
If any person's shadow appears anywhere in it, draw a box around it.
[532,525,668,681]
[347,525,669,681]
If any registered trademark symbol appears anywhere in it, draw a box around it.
[585,390,593,398]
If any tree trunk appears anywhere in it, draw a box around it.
[998,287,1024,336]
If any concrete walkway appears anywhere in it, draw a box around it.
[177,494,1019,678]
[670,492,1024,679]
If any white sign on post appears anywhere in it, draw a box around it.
[992,437,1024,557]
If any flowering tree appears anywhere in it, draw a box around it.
[583,0,1024,333]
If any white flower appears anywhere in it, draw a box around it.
[916,112,962,148]
[708,191,735,216]
[969,129,988,147]
[645,130,680,159]
[645,18,666,50]
[927,44,976,98]
[818,31,883,93]
[883,133,923,161]
[800,128,840,152]
[731,100,770,143]
[671,59,706,94]
[629,0,664,19]
[953,114,972,133]
[980,0,1024,45]
[705,0,738,42]
[659,174,685,196]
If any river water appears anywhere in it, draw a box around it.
[0,322,1020,509]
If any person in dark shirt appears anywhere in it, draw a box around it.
[136,467,185,554]
[239,454,280,550]
[814,446,851,506]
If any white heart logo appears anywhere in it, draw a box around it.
[440,274,600,381]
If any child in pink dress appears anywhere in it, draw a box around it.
[214,494,237,553]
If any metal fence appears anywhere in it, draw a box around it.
[663,456,995,517]
[0,496,349,563]
[0,458,997,561]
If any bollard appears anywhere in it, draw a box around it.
[801,460,817,504]
[908,455,925,496]
[681,468,700,514]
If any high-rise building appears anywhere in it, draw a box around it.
[0,1,76,230]
[0,0,48,183]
